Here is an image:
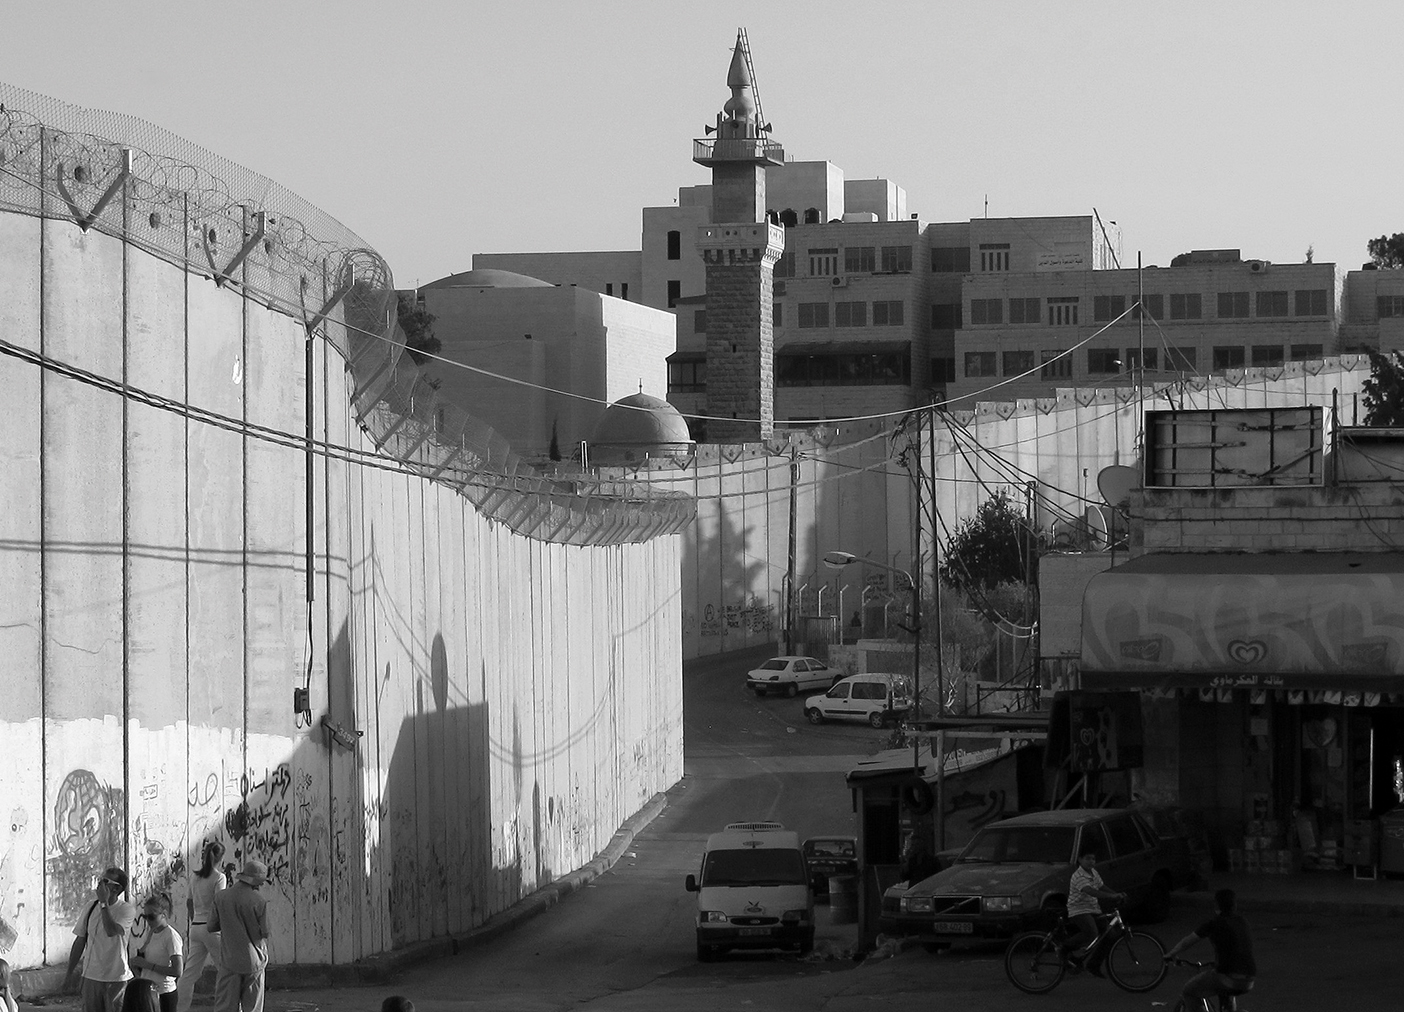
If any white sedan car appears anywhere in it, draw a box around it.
[746,656,840,697]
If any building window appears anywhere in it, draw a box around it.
[979,243,1011,272]
[1134,294,1164,320]
[809,247,838,276]
[964,351,997,377]
[931,303,962,329]
[620,282,628,301]
[693,309,707,334]
[835,301,868,327]
[667,280,681,308]
[779,209,798,228]
[1093,294,1127,322]
[1378,295,1404,318]
[881,245,913,272]
[1294,289,1328,316]
[931,357,956,383]
[798,302,830,328]
[667,230,681,260]
[1169,292,1202,320]
[777,351,909,387]
[1124,347,1158,371]
[970,298,1004,325]
[1008,297,1041,324]
[1213,345,1246,370]
[1290,343,1323,361]
[1166,346,1197,371]
[668,359,706,393]
[1003,350,1035,375]
[1087,348,1121,374]
[605,283,613,296]
[845,246,875,273]
[1251,344,1284,367]
[872,300,905,326]
[931,246,971,273]
[1217,291,1250,318]
[1047,297,1079,326]
[1256,291,1289,317]
[774,249,796,278]
[804,207,821,224]
[1040,350,1072,379]
[773,302,782,328]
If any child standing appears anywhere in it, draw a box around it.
[127,894,184,1012]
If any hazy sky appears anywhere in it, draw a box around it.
[3,2,1399,288]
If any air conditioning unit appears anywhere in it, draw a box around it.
[1247,260,1269,273]
[831,275,848,288]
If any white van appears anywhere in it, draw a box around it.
[804,672,912,727]
[684,821,815,961]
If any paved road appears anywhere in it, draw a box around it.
[112,646,1404,1012]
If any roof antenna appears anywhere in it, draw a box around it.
[984,194,988,218]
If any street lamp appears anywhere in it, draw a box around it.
[822,551,922,719]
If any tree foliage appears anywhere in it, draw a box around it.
[1363,352,1404,426]
[1367,233,1404,269]
[396,293,442,365]
[939,489,1032,594]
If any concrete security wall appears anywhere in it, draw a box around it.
[0,207,683,973]
[648,362,1367,660]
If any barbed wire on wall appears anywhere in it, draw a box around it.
[0,84,692,545]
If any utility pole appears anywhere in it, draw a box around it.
[785,442,798,653]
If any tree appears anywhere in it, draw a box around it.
[939,489,1033,594]
[1367,233,1404,269]
[396,293,442,365]
[1363,352,1404,426]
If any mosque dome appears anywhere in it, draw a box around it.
[589,393,694,467]
[421,268,554,290]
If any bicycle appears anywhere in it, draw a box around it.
[1004,905,1168,994]
[1165,957,1252,1011]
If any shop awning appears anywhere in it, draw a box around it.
[1081,552,1404,692]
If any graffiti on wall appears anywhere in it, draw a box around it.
[223,763,292,897]
[0,807,33,953]
[697,598,775,638]
[47,770,125,922]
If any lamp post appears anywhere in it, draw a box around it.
[822,551,921,720]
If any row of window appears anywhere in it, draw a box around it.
[774,245,914,279]
[667,352,912,391]
[775,300,905,329]
[963,343,1325,379]
[1378,296,1404,318]
[952,289,1331,328]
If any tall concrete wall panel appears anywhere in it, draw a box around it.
[0,202,685,976]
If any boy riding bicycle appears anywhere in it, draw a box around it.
[1165,888,1256,1008]
[1063,845,1127,977]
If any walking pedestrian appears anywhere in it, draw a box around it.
[206,860,269,1012]
[126,894,183,1012]
[64,866,138,1012]
[176,841,226,1012]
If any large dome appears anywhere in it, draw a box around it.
[421,268,554,289]
[590,393,694,466]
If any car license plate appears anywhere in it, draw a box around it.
[933,921,973,934]
[738,927,769,937]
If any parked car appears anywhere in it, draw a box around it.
[746,655,839,697]
[802,836,857,895]
[804,672,911,727]
[881,808,1182,944]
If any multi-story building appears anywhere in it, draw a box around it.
[1339,262,1404,355]
[952,249,1341,402]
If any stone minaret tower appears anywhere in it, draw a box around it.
[694,31,785,443]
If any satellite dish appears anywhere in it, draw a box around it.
[1097,464,1141,511]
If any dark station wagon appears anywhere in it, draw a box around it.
[882,808,1181,944]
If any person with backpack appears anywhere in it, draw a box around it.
[65,867,138,1012]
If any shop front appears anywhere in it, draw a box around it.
[1081,552,1404,876]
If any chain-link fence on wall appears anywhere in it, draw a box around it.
[0,84,692,544]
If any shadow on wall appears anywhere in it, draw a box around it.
[686,478,776,652]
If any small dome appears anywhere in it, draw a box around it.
[422,268,554,290]
[590,393,694,466]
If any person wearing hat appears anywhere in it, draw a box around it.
[64,866,137,1012]
[206,860,269,1012]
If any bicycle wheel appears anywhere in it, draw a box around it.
[1105,929,1167,993]
[1004,931,1066,994]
